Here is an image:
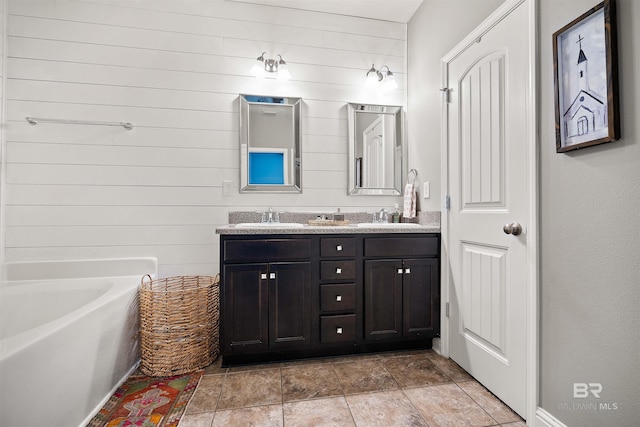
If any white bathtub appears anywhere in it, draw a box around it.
[0,257,157,427]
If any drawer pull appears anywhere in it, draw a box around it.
[336,327,343,334]
[336,295,342,302]
[336,268,342,274]
[260,273,267,280]
[336,245,343,251]
[269,273,276,279]
[397,268,403,274]
[405,268,411,274]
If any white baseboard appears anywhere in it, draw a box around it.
[535,408,568,427]
[431,337,442,355]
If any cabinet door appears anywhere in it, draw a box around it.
[268,262,312,349]
[364,259,402,340]
[222,263,269,353]
[402,258,439,338]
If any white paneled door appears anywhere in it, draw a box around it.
[444,0,532,418]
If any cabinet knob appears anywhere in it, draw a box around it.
[336,245,343,251]
[260,273,267,280]
[405,268,411,274]
[269,272,276,279]
[336,295,342,302]
[336,327,343,334]
[397,268,403,274]
[336,268,342,274]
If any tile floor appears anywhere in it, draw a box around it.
[178,349,525,427]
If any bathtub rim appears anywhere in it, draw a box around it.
[1,256,158,283]
[0,274,144,362]
[0,257,157,361]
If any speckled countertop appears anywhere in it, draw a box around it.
[216,211,441,235]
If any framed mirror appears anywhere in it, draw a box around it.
[347,103,404,195]
[239,94,302,193]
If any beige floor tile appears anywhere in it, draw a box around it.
[185,374,225,414]
[227,362,283,373]
[376,349,434,359]
[333,359,399,394]
[346,390,428,427]
[328,353,381,364]
[404,383,497,427]
[212,404,283,427]
[382,354,450,388]
[203,357,227,375]
[500,422,526,427]
[217,369,282,410]
[425,353,474,382]
[281,364,343,402]
[458,381,522,424]
[178,411,215,427]
[283,397,356,427]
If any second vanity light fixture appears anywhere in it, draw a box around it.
[250,52,292,80]
[365,64,398,91]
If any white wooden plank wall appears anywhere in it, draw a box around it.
[0,0,4,262]
[3,0,406,276]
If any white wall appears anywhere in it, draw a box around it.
[3,0,407,276]
[538,0,640,425]
[0,0,5,262]
[407,0,504,211]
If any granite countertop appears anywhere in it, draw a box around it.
[216,211,441,235]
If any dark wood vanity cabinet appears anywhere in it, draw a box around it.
[318,236,360,345]
[364,258,439,340]
[363,236,440,342]
[220,237,312,356]
[219,233,439,365]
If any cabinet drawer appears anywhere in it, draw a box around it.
[320,283,356,312]
[320,237,356,257]
[320,260,356,280]
[320,315,356,343]
[224,238,311,262]
[364,236,438,258]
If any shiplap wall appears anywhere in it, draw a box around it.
[3,0,406,276]
[0,0,5,262]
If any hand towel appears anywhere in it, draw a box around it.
[403,182,416,218]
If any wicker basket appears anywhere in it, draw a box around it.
[139,274,220,377]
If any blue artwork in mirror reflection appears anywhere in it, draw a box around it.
[248,152,285,185]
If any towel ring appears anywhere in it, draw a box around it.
[408,169,418,184]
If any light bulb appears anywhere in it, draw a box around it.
[277,61,291,81]
[383,73,398,91]
[250,53,266,77]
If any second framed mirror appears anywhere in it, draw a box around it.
[347,103,404,195]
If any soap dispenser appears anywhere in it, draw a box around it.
[392,203,401,223]
[333,208,345,222]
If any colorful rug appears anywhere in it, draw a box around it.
[87,370,203,427]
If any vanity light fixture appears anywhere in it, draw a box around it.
[250,52,291,80]
[365,64,398,91]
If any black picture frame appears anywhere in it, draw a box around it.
[553,0,619,153]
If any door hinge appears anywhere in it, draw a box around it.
[440,87,450,103]
[444,195,451,210]
[445,302,450,318]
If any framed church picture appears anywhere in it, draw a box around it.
[553,0,620,153]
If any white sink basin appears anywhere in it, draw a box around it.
[356,222,421,228]
[235,222,305,228]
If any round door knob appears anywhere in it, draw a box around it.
[503,222,522,236]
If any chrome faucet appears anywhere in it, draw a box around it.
[372,208,388,223]
[379,208,389,223]
[261,207,280,223]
